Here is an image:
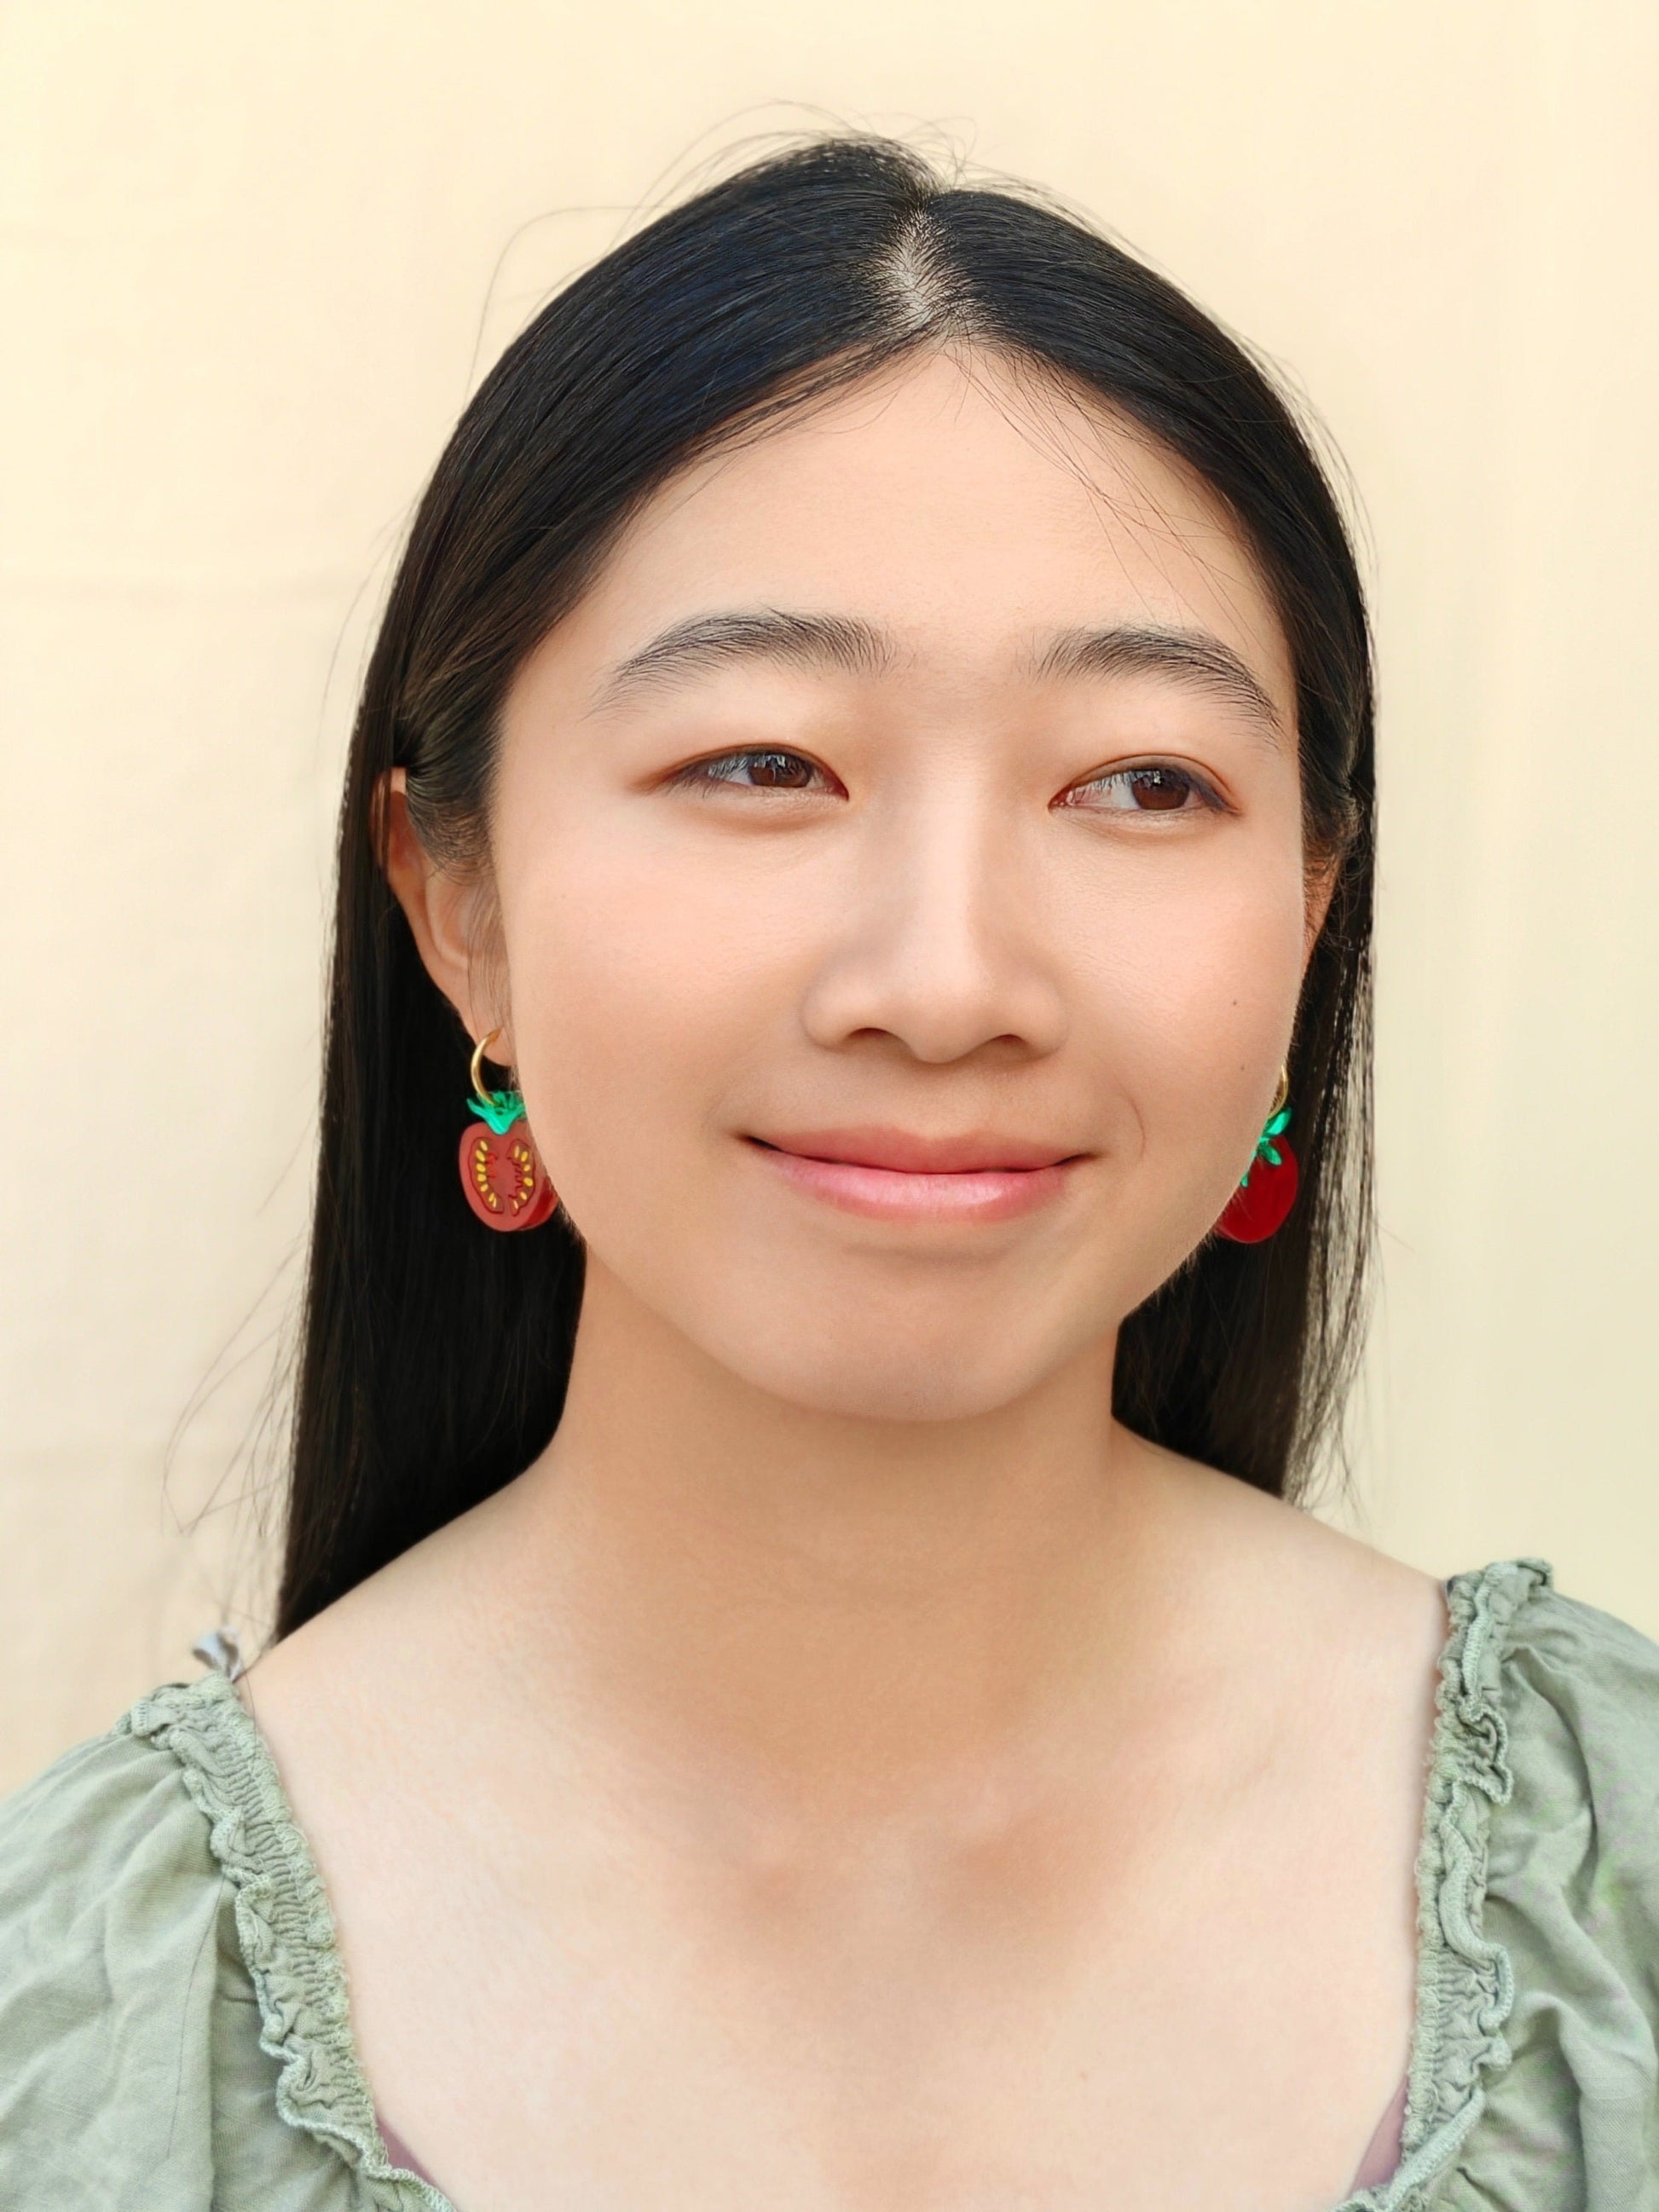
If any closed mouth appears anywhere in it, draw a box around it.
[748,1129,1087,1175]
[743,1129,1089,1225]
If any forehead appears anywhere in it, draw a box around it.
[536,349,1295,713]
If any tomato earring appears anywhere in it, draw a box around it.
[1216,1068,1298,1244]
[457,1030,558,1231]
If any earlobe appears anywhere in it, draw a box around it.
[377,768,503,1049]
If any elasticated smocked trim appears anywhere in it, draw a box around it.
[1334,1555,1555,2212]
[117,1674,455,2212]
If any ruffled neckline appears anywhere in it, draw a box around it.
[118,1674,452,2209]
[1387,1554,1554,2200]
[117,1554,1557,2212]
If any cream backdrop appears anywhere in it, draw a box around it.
[3,0,1656,1793]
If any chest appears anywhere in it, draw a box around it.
[341,1764,1421,2212]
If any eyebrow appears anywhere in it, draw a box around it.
[1029,623,1285,737]
[587,608,1284,737]
[587,609,894,711]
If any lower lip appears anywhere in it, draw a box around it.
[750,1143,1078,1223]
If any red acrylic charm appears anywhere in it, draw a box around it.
[458,1118,556,1232]
[1215,1138,1298,1244]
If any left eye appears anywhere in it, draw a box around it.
[678,749,829,792]
[1060,765,1214,814]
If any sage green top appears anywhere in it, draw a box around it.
[2,1557,1656,2208]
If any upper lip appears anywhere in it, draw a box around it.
[751,1127,1086,1173]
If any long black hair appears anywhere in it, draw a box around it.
[280,136,1374,1637]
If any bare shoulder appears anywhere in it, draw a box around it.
[236,1495,506,1830]
[1122,1429,1452,1704]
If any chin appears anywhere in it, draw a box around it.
[712,1326,1054,1424]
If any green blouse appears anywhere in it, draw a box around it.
[1,1557,1656,2208]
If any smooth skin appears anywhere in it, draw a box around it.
[245,350,1450,2212]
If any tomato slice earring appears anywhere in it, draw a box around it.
[1216,1072,1297,1245]
[458,1030,557,1232]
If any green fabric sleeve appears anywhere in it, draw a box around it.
[0,1714,382,2208]
[0,1725,228,2203]
[1444,1585,1659,2209]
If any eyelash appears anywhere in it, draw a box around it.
[1058,764,1226,816]
[673,750,836,794]
[673,749,1226,816]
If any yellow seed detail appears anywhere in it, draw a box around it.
[471,1135,502,1210]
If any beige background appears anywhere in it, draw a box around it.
[3,0,1656,1795]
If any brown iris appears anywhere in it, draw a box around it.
[1124,767,1191,811]
[742,752,815,788]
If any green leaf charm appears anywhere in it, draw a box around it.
[467,1088,525,1135]
[1238,1102,1292,1189]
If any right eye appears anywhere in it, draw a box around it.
[673,748,835,794]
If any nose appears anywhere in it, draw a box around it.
[797,786,1069,1065]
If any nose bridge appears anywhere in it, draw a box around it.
[801,766,1067,1064]
[890,771,1009,963]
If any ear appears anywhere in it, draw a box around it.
[376,769,511,1059]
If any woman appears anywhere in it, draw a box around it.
[2,136,1655,2209]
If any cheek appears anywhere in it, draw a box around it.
[495,826,786,1206]
[1064,840,1311,1250]
[1114,870,1306,1081]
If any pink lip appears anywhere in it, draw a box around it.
[747,1127,1087,1223]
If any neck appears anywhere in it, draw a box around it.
[476,1257,1206,1834]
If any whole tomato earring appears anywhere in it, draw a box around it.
[1216,1068,1297,1244]
[457,1030,558,1232]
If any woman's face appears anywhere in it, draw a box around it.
[430,349,1319,1418]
